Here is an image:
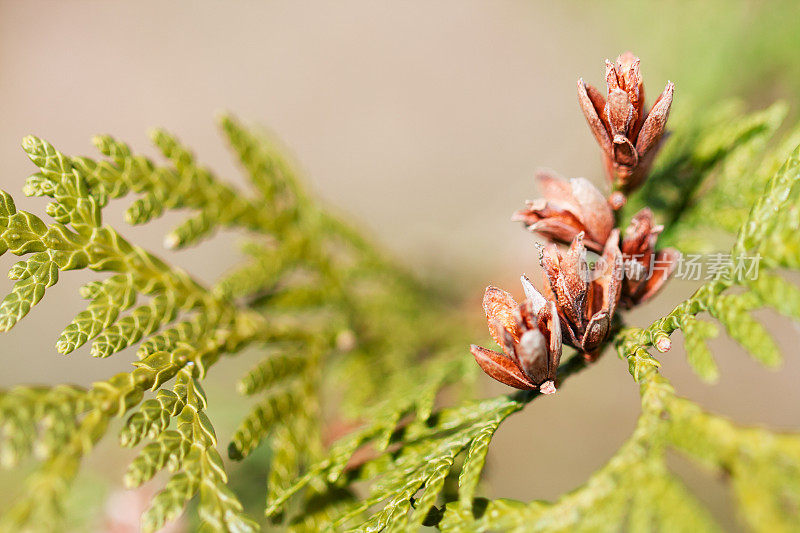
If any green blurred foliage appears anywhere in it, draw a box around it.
[599,0,800,108]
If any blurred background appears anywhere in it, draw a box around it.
[1,1,800,530]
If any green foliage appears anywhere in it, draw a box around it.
[0,125,274,532]
[0,116,464,532]
[0,385,88,468]
[2,98,800,532]
[626,109,800,380]
[123,367,258,532]
[262,356,579,531]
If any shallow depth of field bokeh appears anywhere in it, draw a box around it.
[1,1,799,530]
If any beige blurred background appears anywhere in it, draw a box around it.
[1,1,799,530]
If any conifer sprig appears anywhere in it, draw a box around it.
[2,57,800,531]
[0,112,452,531]
[0,108,472,531]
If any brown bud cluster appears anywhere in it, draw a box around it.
[512,170,614,252]
[472,52,679,393]
[619,208,680,308]
[470,277,562,394]
[578,52,674,192]
[540,231,622,358]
